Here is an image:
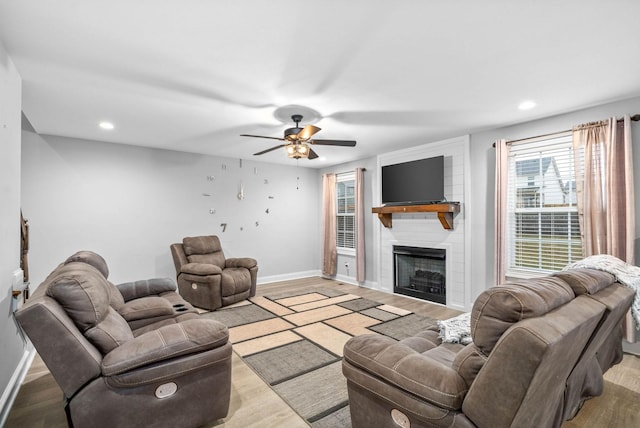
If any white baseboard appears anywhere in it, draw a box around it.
[257,271,379,291]
[257,270,321,285]
[0,347,35,427]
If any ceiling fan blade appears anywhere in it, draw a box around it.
[253,144,285,156]
[297,125,321,140]
[240,134,285,141]
[308,148,319,159]
[311,139,357,147]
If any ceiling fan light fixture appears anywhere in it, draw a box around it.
[285,142,310,159]
[243,113,356,160]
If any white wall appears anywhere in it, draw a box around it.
[21,133,321,287]
[0,41,29,424]
[468,96,640,301]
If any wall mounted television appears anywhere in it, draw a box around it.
[381,156,445,205]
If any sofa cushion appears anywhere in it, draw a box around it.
[225,257,257,269]
[116,278,177,301]
[180,262,223,276]
[344,334,468,410]
[471,276,574,354]
[221,268,252,296]
[117,296,175,322]
[452,344,487,388]
[85,308,134,354]
[101,318,229,376]
[46,262,113,331]
[552,268,616,296]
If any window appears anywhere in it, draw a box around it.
[336,173,355,251]
[506,134,583,275]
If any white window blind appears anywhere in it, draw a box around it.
[506,134,583,274]
[336,173,355,250]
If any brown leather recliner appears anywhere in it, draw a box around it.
[342,269,633,428]
[170,235,258,310]
[16,256,232,428]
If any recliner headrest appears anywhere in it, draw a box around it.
[471,276,575,355]
[46,262,133,353]
[65,250,110,279]
[46,262,112,331]
[183,235,222,255]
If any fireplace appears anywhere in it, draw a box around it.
[393,246,446,304]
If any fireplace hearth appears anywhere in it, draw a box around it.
[393,246,446,304]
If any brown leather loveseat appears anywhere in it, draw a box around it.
[64,250,200,331]
[16,251,232,428]
[342,269,634,428]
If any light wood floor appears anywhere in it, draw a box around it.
[6,277,640,427]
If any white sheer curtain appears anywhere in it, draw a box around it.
[573,115,636,341]
[494,139,509,285]
[322,173,337,276]
[355,168,365,283]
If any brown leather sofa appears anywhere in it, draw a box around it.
[342,269,634,428]
[170,235,258,310]
[16,252,232,428]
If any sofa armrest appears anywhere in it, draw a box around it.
[116,278,177,301]
[343,334,468,410]
[101,318,228,376]
[117,296,175,322]
[225,257,257,269]
[180,262,223,276]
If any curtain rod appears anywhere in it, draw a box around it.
[492,114,640,147]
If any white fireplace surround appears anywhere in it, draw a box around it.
[373,135,471,312]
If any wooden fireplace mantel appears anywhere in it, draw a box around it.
[372,203,460,230]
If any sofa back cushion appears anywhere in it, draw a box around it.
[85,308,134,354]
[183,235,226,268]
[552,268,615,295]
[46,262,133,353]
[471,276,574,354]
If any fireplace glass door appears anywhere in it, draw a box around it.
[393,246,446,304]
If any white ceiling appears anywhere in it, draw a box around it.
[1,0,640,168]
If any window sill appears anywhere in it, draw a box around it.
[505,269,553,281]
[337,248,356,257]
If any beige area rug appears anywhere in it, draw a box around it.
[202,288,438,427]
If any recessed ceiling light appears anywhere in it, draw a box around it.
[518,100,536,111]
[99,121,114,130]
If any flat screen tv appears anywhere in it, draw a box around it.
[381,156,445,205]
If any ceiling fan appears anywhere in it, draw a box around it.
[240,114,357,159]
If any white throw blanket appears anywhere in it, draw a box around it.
[563,254,640,329]
[438,312,472,344]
